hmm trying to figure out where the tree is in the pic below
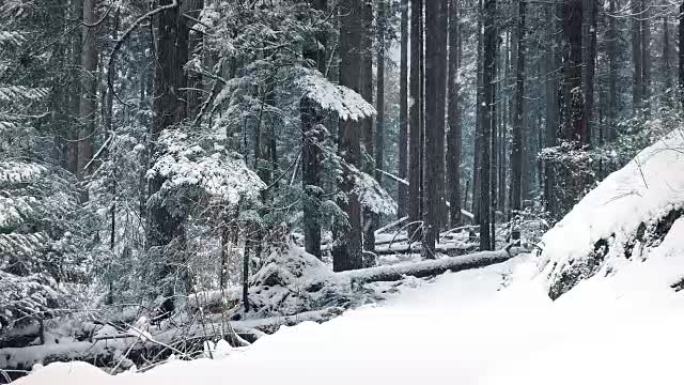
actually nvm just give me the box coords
[510,0,526,217]
[397,0,409,219]
[147,0,191,310]
[361,0,376,254]
[301,0,328,259]
[632,0,651,117]
[423,0,448,257]
[560,0,586,144]
[76,0,100,178]
[447,0,462,227]
[479,0,497,251]
[333,0,364,272]
[375,0,387,184]
[606,0,618,141]
[582,0,596,139]
[408,0,423,241]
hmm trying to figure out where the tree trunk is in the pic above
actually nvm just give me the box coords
[478,0,496,251]
[473,0,483,222]
[64,0,81,174]
[148,0,190,309]
[333,0,364,272]
[76,0,99,178]
[510,0,526,217]
[663,15,674,108]
[560,0,586,144]
[447,0,462,227]
[582,0,596,141]
[606,0,618,141]
[422,0,448,258]
[640,0,650,118]
[301,0,328,260]
[360,0,376,254]
[408,0,423,242]
[631,0,649,117]
[375,0,386,185]
[398,0,409,220]
[186,0,204,119]
[543,0,561,215]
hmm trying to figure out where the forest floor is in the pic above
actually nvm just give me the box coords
[16,246,684,385]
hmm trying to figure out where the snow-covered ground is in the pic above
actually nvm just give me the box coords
[16,241,684,385]
[15,130,684,385]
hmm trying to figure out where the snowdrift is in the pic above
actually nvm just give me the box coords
[540,128,684,298]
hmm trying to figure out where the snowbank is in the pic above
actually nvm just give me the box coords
[540,128,684,298]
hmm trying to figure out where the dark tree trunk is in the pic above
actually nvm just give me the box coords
[582,0,596,140]
[64,0,81,174]
[186,0,204,119]
[472,0,483,222]
[560,0,586,144]
[479,0,496,251]
[408,0,423,241]
[148,0,190,308]
[375,0,386,184]
[447,0,462,227]
[301,96,324,259]
[301,0,327,260]
[548,0,589,220]
[631,0,650,117]
[640,0,650,117]
[663,15,674,108]
[543,0,562,215]
[606,0,618,141]
[422,0,448,258]
[497,37,507,216]
[632,0,642,114]
[510,0,526,217]
[333,0,364,272]
[398,0,409,219]
[360,0,376,254]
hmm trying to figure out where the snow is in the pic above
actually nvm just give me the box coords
[540,128,684,295]
[353,169,397,216]
[13,130,684,384]
[16,240,684,384]
[297,68,376,121]
[148,130,265,206]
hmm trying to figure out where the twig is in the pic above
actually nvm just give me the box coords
[375,168,409,186]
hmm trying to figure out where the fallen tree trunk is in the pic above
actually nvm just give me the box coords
[0,307,345,376]
[341,246,520,283]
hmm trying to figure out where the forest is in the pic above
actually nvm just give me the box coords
[2,0,684,383]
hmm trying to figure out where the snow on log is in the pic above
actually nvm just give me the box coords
[340,246,521,283]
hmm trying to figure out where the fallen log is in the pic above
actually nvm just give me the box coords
[340,245,521,283]
[0,307,345,377]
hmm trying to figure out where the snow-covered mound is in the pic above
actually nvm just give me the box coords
[246,245,350,317]
[540,128,684,298]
